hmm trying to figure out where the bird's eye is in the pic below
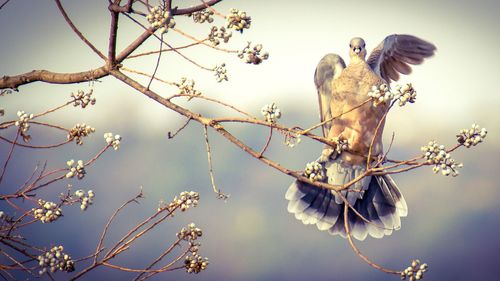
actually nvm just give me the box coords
[349,44,352,48]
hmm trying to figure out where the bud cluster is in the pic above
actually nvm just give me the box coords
[189,9,214,23]
[332,135,349,154]
[283,131,302,148]
[71,89,96,108]
[159,191,200,213]
[74,189,95,211]
[104,132,122,150]
[66,159,86,179]
[304,161,325,182]
[226,8,251,32]
[368,84,392,106]
[32,199,62,223]
[457,124,487,148]
[208,26,232,46]
[237,42,269,65]
[67,123,95,145]
[184,251,209,274]
[400,259,428,280]
[37,246,75,275]
[421,141,462,176]
[394,83,417,106]
[261,102,281,123]
[15,110,33,142]
[178,77,201,98]
[146,6,176,34]
[213,63,228,82]
[177,223,203,241]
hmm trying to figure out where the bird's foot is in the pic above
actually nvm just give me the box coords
[317,147,336,163]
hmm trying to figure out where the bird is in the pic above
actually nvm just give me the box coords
[286,34,436,241]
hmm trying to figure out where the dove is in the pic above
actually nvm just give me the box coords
[286,35,436,240]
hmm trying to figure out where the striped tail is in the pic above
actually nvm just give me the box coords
[285,159,407,241]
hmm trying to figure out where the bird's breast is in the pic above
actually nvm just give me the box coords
[329,62,387,164]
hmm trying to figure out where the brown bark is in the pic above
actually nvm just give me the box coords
[0,67,109,90]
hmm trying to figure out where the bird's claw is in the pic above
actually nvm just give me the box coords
[317,147,337,163]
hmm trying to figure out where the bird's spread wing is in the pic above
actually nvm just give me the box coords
[314,54,346,137]
[367,34,436,84]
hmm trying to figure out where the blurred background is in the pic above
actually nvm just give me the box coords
[1,0,499,280]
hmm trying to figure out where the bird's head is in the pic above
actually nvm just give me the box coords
[349,37,366,61]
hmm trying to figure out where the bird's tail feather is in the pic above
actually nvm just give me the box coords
[286,159,407,241]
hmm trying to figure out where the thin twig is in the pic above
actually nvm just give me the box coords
[33,101,73,119]
[0,0,12,11]
[73,250,104,263]
[0,239,37,260]
[133,238,183,281]
[367,102,393,168]
[110,69,359,193]
[146,33,164,89]
[0,269,16,281]
[168,94,256,119]
[28,144,110,193]
[0,250,34,277]
[126,40,209,59]
[300,99,371,135]
[103,204,180,261]
[0,135,71,149]
[200,0,225,18]
[15,162,42,195]
[167,118,191,139]
[108,211,175,259]
[94,188,144,263]
[122,13,213,71]
[172,27,238,53]
[174,0,223,15]
[0,129,19,184]
[203,125,228,199]
[343,204,400,275]
[121,67,176,86]
[103,244,188,273]
[53,0,106,60]
[258,125,273,157]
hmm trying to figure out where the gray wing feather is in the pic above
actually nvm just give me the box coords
[314,54,346,137]
[367,34,436,84]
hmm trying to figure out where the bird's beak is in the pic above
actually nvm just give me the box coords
[354,48,361,54]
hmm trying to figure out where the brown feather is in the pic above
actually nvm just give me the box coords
[368,34,436,83]
[314,54,346,137]
[382,61,399,82]
[392,60,412,75]
[366,48,382,67]
[394,49,423,64]
[380,65,386,82]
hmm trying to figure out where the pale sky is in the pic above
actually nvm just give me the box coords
[1,0,499,145]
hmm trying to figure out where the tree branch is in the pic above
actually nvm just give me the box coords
[109,69,356,193]
[116,28,155,63]
[343,204,400,275]
[107,1,121,66]
[173,0,223,15]
[0,67,109,90]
